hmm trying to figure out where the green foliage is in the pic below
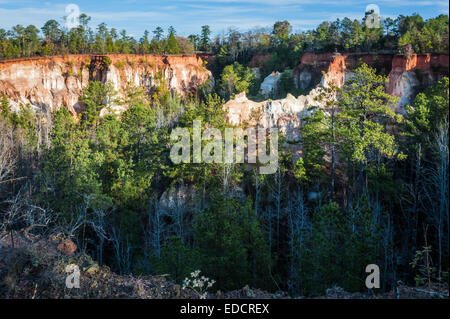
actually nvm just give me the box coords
[156,236,199,283]
[0,96,38,152]
[194,196,272,291]
[338,64,404,165]
[166,31,180,54]
[404,77,449,141]
[39,107,111,220]
[167,93,228,190]
[276,70,296,98]
[299,109,327,184]
[410,245,435,286]
[0,94,11,123]
[0,20,199,59]
[103,56,112,66]
[366,164,397,202]
[398,14,449,53]
[200,25,211,52]
[402,77,449,195]
[299,199,380,295]
[299,202,346,295]
[0,13,448,60]
[293,158,307,181]
[80,81,116,127]
[218,62,257,99]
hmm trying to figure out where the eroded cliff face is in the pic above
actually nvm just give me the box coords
[386,54,449,109]
[0,54,212,115]
[224,91,320,138]
[223,90,323,158]
[295,52,394,90]
[294,52,449,112]
[260,71,281,96]
[224,52,448,151]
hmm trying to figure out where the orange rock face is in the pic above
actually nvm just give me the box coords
[0,54,212,115]
[386,54,448,110]
[295,52,394,89]
[225,52,448,147]
[294,53,351,90]
[294,52,448,111]
[322,55,347,87]
[57,239,77,255]
[390,54,431,71]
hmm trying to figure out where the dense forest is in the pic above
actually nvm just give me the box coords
[0,12,449,297]
[0,12,448,61]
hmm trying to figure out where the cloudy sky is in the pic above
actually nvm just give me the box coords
[0,0,448,38]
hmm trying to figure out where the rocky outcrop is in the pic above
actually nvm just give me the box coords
[57,239,77,255]
[260,71,281,96]
[225,52,448,151]
[225,92,263,127]
[223,89,326,159]
[0,231,285,299]
[294,52,394,90]
[0,54,212,115]
[386,54,449,112]
[159,184,195,211]
[293,52,449,111]
[227,53,398,133]
[224,90,321,140]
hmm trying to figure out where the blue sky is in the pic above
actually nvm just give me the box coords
[0,0,448,38]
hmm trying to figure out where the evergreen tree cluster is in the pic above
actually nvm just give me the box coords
[0,13,448,297]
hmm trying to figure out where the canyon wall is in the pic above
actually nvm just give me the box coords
[294,52,449,112]
[0,54,212,115]
[223,89,326,159]
[386,54,449,107]
[294,52,394,90]
[1,52,447,131]
[224,53,448,158]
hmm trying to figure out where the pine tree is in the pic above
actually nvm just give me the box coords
[338,63,404,195]
[166,31,180,54]
[194,196,272,291]
[0,94,11,123]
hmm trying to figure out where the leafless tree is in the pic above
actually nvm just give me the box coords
[110,224,133,274]
[268,165,284,248]
[143,197,173,262]
[87,207,110,265]
[286,187,310,294]
[0,184,51,247]
[0,120,17,187]
[422,121,449,279]
[253,168,265,217]
[220,163,235,195]
[58,195,111,265]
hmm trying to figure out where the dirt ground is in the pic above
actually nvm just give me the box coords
[0,231,448,299]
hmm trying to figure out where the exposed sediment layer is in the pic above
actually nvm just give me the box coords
[0,54,212,115]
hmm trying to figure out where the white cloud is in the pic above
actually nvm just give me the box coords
[87,10,171,21]
[0,6,67,29]
[0,0,447,37]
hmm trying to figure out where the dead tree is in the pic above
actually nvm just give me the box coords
[0,120,17,189]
